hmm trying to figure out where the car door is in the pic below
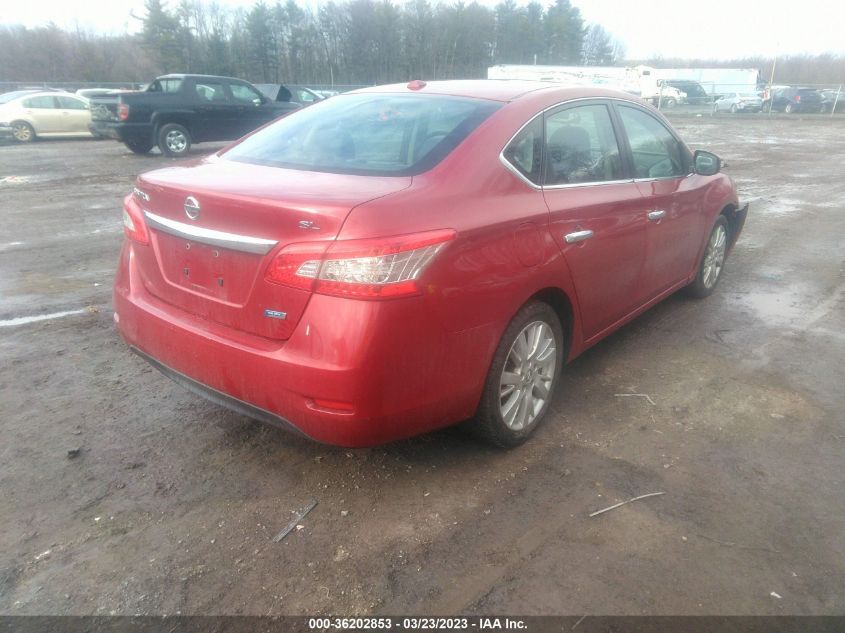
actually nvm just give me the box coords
[55,95,91,134]
[191,79,239,142]
[614,103,704,299]
[541,100,648,341]
[228,81,277,137]
[21,95,63,133]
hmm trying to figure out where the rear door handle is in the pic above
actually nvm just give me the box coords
[564,230,594,244]
[648,210,667,221]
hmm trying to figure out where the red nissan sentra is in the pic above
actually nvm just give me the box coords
[114,80,747,447]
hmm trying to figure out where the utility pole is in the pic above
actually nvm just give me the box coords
[767,47,778,116]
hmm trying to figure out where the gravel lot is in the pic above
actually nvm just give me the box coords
[1,115,843,616]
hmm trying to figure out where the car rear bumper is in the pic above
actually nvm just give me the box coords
[113,241,488,447]
[0,124,13,139]
[89,121,152,144]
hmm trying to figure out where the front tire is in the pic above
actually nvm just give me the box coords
[687,216,729,299]
[11,121,35,143]
[730,104,738,113]
[157,123,191,157]
[472,301,564,447]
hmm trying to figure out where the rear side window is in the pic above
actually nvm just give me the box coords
[23,96,56,109]
[224,94,500,176]
[148,79,183,93]
[502,116,543,185]
[57,96,87,110]
[544,104,622,185]
[617,106,686,179]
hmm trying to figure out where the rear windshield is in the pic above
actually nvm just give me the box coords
[223,93,501,176]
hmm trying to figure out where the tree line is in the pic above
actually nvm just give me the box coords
[0,0,620,85]
[1,0,842,87]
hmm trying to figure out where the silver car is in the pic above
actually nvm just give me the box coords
[713,92,763,113]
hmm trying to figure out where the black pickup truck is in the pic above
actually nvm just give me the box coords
[88,74,300,157]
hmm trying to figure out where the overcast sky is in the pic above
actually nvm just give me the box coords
[3,0,844,59]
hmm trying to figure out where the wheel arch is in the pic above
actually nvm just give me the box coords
[10,118,37,135]
[719,203,743,251]
[523,286,575,362]
[153,114,192,137]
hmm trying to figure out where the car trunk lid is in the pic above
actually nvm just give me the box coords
[133,157,411,340]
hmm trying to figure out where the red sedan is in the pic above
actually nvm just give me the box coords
[114,80,748,447]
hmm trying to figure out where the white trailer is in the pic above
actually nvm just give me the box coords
[487,64,684,104]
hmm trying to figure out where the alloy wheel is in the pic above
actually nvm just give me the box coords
[702,224,727,289]
[12,123,32,142]
[165,130,187,153]
[499,321,556,431]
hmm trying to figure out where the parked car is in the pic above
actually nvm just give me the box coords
[820,89,844,113]
[713,92,763,113]
[88,74,300,157]
[0,91,93,142]
[254,84,324,105]
[287,86,325,105]
[114,81,747,448]
[662,79,710,105]
[762,87,823,113]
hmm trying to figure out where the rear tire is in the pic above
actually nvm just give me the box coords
[157,123,191,157]
[124,139,154,154]
[686,216,729,299]
[730,104,738,113]
[11,121,35,143]
[472,301,564,448]
[785,103,794,114]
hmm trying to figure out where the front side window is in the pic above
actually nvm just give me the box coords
[230,83,264,103]
[617,106,686,179]
[23,96,56,109]
[294,89,318,104]
[224,93,500,176]
[502,116,542,185]
[544,104,623,185]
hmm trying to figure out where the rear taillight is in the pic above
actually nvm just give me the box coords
[118,103,129,120]
[265,229,455,299]
[795,95,801,103]
[122,194,149,245]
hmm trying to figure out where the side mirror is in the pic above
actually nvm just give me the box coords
[252,98,263,106]
[694,150,721,176]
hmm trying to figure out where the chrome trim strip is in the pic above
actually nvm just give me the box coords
[544,178,634,191]
[498,112,543,190]
[143,211,278,255]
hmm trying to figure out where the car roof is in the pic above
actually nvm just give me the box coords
[157,74,247,82]
[350,80,641,104]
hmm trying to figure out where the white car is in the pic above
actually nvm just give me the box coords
[0,90,94,142]
[713,92,763,113]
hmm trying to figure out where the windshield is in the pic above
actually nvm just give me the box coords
[223,93,501,176]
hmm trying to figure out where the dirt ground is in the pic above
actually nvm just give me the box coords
[1,114,843,616]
